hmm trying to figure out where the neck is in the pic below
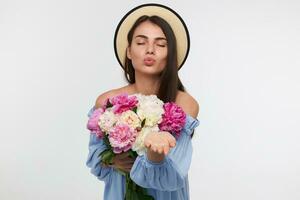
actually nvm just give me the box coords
[131,71,160,95]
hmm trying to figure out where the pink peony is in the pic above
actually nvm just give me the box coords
[87,107,105,139]
[159,102,186,138]
[110,93,138,114]
[108,123,137,153]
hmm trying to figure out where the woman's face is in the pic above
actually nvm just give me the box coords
[127,20,168,76]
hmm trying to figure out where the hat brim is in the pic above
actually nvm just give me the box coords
[114,3,190,70]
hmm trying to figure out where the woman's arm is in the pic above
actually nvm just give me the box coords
[130,120,200,191]
[145,92,199,163]
[130,93,200,191]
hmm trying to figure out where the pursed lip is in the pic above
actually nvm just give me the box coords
[143,57,156,66]
[144,57,156,62]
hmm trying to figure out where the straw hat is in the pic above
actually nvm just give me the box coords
[114,3,190,70]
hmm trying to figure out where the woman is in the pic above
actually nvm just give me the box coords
[86,4,200,200]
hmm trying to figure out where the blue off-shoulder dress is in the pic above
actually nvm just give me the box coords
[86,106,200,200]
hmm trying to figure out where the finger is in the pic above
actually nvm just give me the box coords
[115,158,134,167]
[119,164,132,169]
[119,155,133,161]
[117,167,130,173]
[168,137,176,147]
[121,164,133,171]
[144,139,151,148]
[151,145,157,153]
[164,132,176,142]
[163,145,170,155]
[169,141,176,148]
[120,159,135,164]
[157,146,163,154]
[156,143,165,154]
[123,168,131,173]
[160,132,175,147]
[117,152,130,159]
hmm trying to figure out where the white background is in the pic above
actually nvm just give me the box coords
[1,0,299,199]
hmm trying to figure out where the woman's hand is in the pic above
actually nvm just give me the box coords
[103,152,135,173]
[144,131,176,156]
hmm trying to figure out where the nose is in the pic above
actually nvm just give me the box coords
[146,43,155,54]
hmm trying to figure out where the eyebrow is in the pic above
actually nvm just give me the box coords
[134,35,167,41]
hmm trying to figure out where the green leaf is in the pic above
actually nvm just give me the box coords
[132,192,139,200]
[141,118,146,128]
[99,149,114,165]
[142,195,155,200]
[106,100,113,108]
[124,174,154,200]
[103,134,110,146]
[128,150,138,158]
[132,107,137,113]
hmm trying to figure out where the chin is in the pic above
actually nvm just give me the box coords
[136,68,162,76]
[133,63,164,74]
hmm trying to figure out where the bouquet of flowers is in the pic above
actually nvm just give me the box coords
[87,93,186,200]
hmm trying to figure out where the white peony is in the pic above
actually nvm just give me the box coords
[135,93,164,127]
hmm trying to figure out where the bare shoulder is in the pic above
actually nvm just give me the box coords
[94,86,130,109]
[175,91,200,119]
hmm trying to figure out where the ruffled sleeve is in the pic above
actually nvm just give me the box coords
[86,107,113,182]
[130,115,200,191]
